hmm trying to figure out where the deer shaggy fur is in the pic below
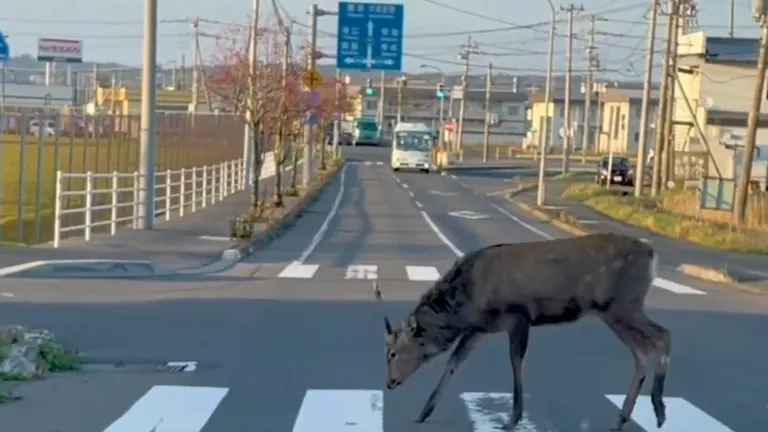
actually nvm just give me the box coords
[379,233,671,431]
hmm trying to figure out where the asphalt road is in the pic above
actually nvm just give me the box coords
[0,146,766,431]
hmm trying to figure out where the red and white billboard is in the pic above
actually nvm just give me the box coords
[37,38,83,63]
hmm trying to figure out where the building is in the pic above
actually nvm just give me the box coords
[527,86,658,154]
[0,82,75,108]
[675,30,768,183]
[94,86,211,114]
[345,80,528,144]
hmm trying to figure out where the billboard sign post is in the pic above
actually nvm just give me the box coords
[37,38,83,63]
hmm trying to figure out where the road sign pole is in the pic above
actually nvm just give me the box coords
[303,4,318,189]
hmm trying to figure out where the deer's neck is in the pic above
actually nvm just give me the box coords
[412,301,465,351]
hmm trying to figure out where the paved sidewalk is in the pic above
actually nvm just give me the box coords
[513,181,767,277]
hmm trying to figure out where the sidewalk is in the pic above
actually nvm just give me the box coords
[512,181,767,278]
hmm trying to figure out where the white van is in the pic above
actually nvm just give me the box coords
[390,122,434,173]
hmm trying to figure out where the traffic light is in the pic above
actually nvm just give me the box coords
[436,83,445,99]
[365,78,374,96]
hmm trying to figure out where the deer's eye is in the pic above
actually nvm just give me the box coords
[388,351,397,360]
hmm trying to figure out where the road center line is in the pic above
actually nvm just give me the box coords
[297,164,347,263]
[490,203,554,240]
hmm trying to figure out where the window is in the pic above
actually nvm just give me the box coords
[507,105,520,117]
[607,106,615,136]
[365,100,377,111]
[558,106,564,117]
[634,132,639,143]
[613,109,621,140]
[634,106,642,117]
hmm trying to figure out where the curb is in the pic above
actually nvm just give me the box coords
[677,263,767,294]
[513,199,593,236]
[221,162,345,261]
[506,184,537,199]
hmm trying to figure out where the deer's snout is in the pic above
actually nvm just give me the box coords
[387,379,401,390]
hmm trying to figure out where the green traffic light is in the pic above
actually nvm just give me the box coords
[436,91,444,99]
[366,88,374,95]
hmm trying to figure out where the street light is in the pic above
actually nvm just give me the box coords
[537,0,557,207]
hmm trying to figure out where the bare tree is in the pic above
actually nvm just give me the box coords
[205,23,285,215]
[376,233,671,431]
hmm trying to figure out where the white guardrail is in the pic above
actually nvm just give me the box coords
[53,152,276,248]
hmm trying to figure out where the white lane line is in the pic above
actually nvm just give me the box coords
[408,191,414,197]
[406,266,441,281]
[278,262,320,279]
[461,392,540,432]
[605,395,734,431]
[654,277,706,295]
[103,385,228,432]
[376,161,383,166]
[490,203,553,240]
[345,264,378,280]
[365,161,372,165]
[198,235,231,241]
[292,390,383,432]
[420,211,464,257]
[402,183,409,189]
[0,259,155,277]
[297,164,348,263]
[415,201,423,208]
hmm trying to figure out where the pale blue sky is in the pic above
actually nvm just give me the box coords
[0,0,760,78]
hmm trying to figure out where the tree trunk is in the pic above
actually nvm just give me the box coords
[290,131,300,189]
[273,128,284,207]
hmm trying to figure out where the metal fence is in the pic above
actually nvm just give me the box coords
[54,158,246,248]
[0,106,244,245]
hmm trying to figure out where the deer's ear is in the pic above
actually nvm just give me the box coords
[384,317,393,335]
[406,316,418,333]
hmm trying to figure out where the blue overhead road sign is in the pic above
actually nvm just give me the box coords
[0,29,10,61]
[336,2,404,71]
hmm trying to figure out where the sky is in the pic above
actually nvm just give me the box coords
[0,0,761,80]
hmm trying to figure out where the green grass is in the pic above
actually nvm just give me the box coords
[0,134,238,245]
[562,182,768,254]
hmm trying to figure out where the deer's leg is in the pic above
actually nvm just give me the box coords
[503,319,530,431]
[602,316,654,431]
[644,317,671,428]
[415,330,482,423]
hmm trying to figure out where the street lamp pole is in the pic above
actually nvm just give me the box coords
[537,0,556,207]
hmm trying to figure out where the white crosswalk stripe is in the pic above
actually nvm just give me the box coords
[347,161,385,166]
[102,387,738,431]
[275,263,442,281]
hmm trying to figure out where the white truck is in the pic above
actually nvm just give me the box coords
[390,122,434,173]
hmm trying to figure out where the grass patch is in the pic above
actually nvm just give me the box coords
[562,183,768,254]
[38,342,80,372]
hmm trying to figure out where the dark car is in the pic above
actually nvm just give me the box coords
[595,156,634,186]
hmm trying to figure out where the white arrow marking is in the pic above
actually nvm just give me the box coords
[448,211,489,220]
[367,20,374,38]
[366,20,374,68]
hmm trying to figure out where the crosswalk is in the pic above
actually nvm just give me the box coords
[347,160,386,166]
[102,385,739,431]
[265,261,709,294]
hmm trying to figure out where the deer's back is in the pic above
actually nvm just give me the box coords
[450,234,655,329]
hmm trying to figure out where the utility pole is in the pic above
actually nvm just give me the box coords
[303,4,318,188]
[561,4,583,174]
[729,0,736,38]
[396,76,406,122]
[537,0,557,207]
[651,0,678,197]
[582,14,598,163]
[191,17,200,114]
[662,2,682,186]
[333,68,341,157]
[734,12,768,225]
[276,23,291,204]
[482,62,493,162]
[243,0,260,192]
[634,0,660,197]
[456,36,478,158]
[137,0,158,229]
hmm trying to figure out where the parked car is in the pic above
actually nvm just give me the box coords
[595,155,634,186]
[323,123,353,146]
[28,119,57,137]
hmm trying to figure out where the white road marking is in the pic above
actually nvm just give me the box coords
[415,201,423,208]
[605,395,734,431]
[198,235,231,241]
[103,385,228,432]
[420,211,464,257]
[486,188,522,196]
[376,161,383,166]
[0,292,14,298]
[490,204,553,240]
[345,264,378,280]
[365,161,372,165]
[640,237,650,243]
[401,183,409,189]
[292,390,383,432]
[430,190,457,196]
[297,164,347,263]
[406,265,441,281]
[164,361,197,372]
[461,392,539,432]
[408,191,414,197]
[654,277,706,295]
[278,262,320,279]
[578,220,600,224]
[448,210,489,220]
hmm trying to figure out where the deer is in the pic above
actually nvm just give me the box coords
[376,232,671,431]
